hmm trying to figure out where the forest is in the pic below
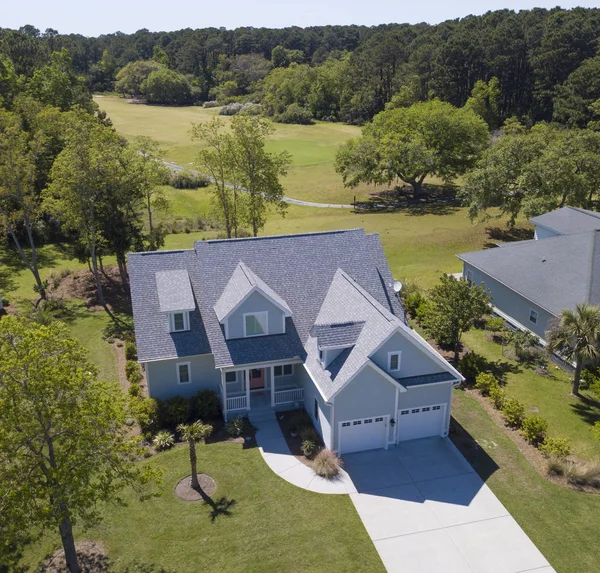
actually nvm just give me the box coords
[2,7,600,125]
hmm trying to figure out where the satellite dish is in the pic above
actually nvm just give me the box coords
[393,280,403,293]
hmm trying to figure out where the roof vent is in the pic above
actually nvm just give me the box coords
[541,258,546,262]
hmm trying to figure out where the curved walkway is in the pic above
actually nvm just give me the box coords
[161,159,355,209]
[254,415,356,494]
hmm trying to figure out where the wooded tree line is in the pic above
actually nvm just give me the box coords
[3,8,600,123]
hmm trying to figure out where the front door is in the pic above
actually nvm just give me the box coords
[249,368,265,390]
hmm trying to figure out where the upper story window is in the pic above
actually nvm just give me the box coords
[529,309,538,325]
[177,362,191,384]
[170,311,190,333]
[388,351,401,373]
[466,269,473,287]
[274,364,294,377]
[244,311,268,337]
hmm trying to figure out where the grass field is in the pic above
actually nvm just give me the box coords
[94,95,377,204]
[21,443,384,573]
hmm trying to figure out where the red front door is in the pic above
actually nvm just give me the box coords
[249,368,265,389]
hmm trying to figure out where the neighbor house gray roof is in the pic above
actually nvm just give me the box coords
[129,229,404,366]
[530,207,600,236]
[155,270,195,312]
[457,229,600,317]
[313,322,365,349]
[214,261,292,321]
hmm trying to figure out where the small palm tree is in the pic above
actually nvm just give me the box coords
[177,420,213,490]
[546,303,600,395]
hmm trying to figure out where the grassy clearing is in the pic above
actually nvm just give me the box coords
[462,328,600,460]
[94,95,376,203]
[21,443,384,573]
[452,390,600,573]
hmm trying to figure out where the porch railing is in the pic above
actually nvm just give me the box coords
[227,394,248,411]
[274,388,304,406]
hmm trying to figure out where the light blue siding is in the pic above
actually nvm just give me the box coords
[371,331,445,378]
[398,382,454,438]
[534,225,560,240]
[298,366,333,449]
[463,262,555,340]
[145,354,221,399]
[225,291,285,339]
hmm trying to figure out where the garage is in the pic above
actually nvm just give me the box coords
[339,416,387,454]
[396,404,446,442]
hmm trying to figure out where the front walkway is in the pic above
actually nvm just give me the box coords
[254,417,555,573]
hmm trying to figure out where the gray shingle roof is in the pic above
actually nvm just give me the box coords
[530,206,600,236]
[457,230,600,316]
[214,261,292,321]
[155,270,195,312]
[396,372,457,388]
[314,322,364,349]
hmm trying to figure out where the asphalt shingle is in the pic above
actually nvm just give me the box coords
[155,270,195,312]
[530,206,600,236]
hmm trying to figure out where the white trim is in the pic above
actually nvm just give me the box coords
[138,352,213,364]
[217,285,292,323]
[337,415,390,454]
[302,363,331,403]
[282,313,286,333]
[388,351,401,372]
[274,364,294,377]
[169,311,190,333]
[393,387,399,444]
[243,311,269,337]
[221,357,303,372]
[529,308,538,325]
[224,371,238,383]
[224,318,229,339]
[396,403,447,442]
[176,361,191,384]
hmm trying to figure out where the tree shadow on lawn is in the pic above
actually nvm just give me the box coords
[569,394,600,427]
[486,226,534,243]
[195,488,237,522]
[449,416,500,483]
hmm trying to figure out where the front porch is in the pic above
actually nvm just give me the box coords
[219,363,304,420]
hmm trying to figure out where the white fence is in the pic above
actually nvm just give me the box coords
[227,394,248,411]
[274,388,304,406]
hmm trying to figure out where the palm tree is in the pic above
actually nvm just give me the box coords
[546,303,600,395]
[177,420,213,490]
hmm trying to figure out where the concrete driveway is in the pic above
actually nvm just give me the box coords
[344,438,555,573]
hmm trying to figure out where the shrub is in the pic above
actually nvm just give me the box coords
[404,291,426,317]
[125,360,143,384]
[486,316,505,332]
[157,396,190,429]
[219,102,244,116]
[521,415,548,444]
[313,449,343,479]
[508,329,539,364]
[130,396,158,434]
[226,416,251,437]
[539,436,571,458]
[489,386,507,410]
[301,439,318,457]
[153,431,175,451]
[457,352,487,383]
[169,170,210,189]
[475,372,499,396]
[566,461,600,487]
[502,398,526,428]
[203,100,219,108]
[580,368,599,391]
[274,103,314,125]
[128,384,141,397]
[299,425,320,444]
[125,341,138,361]
[192,389,221,420]
[1,297,9,307]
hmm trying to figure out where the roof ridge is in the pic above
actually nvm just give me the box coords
[570,206,600,220]
[197,228,365,246]
[237,261,256,287]
[337,269,396,323]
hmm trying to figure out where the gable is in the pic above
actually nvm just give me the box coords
[224,290,286,339]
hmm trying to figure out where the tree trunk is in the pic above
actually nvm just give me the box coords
[58,507,80,573]
[7,226,46,300]
[89,246,106,308]
[572,359,582,396]
[454,343,460,366]
[117,253,129,289]
[147,193,153,232]
[189,441,199,489]
[24,216,46,300]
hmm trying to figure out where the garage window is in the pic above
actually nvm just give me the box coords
[353,420,362,426]
[400,410,409,415]
[341,422,350,427]
[364,419,373,424]
[422,407,430,412]
[375,417,384,422]
[433,405,441,411]
[411,408,420,413]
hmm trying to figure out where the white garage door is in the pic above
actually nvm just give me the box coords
[339,416,387,454]
[396,404,446,442]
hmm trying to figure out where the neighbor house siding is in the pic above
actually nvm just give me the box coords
[225,291,285,339]
[145,354,221,399]
[397,382,454,439]
[298,366,333,449]
[534,225,560,240]
[371,331,445,378]
[462,262,555,340]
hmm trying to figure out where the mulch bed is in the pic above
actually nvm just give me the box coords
[175,473,217,501]
[40,541,108,573]
[276,409,323,469]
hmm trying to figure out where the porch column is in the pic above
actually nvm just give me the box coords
[221,370,228,422]
[245,369,251,411]
[271,365,276,407]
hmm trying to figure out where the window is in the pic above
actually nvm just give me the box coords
[400,410,409,415]
[529,309,538,325]
[364,419,373,424]
[319,349,324,363]
[244,311,268,337]
[170,311,189,332]
[433,405,441,411]
[466,269,473,287]
[375,417,384,422]
[177,362,191,384]
[225,371,237,383]
[274,364,294,377]
[342,422,351,427]
[388,351,401,372]
[353,420,362,426]
[314,398,319,420]
[411,408,420,414]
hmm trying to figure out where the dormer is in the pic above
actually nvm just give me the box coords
[313,322,364,368]
[156,270,196,333]
[214,262,292,340]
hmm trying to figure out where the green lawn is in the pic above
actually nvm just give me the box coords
[21,443,384,573]
[452,389,600,573]
[462,328,600,460]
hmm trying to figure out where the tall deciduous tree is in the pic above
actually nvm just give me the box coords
[178,421,213,490]
[0,316,158,573]
[335,100,489,197]
[419,275,491,363]
[546,303,600,395]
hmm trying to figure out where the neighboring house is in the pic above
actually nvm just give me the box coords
[457,206,600,342]
[129,229,463,455]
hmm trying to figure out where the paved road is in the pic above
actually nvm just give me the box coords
[162,159,355,209]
